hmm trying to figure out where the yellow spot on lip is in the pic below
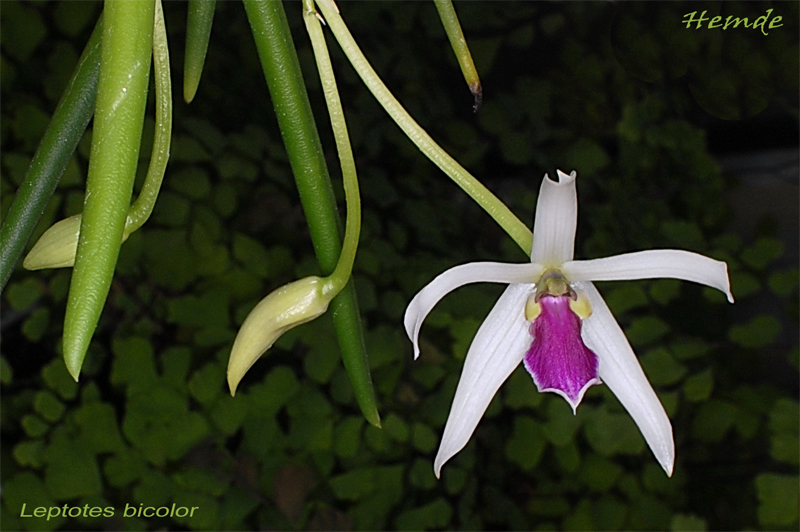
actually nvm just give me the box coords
[569,294,592,319]
[525,293,541,321]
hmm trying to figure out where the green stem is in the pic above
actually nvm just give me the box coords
[64,0,155,381]
[433,0,482,110]
[243,0,380,427]
[315,0,532,254]
[0,15,103,292]
[21,1,171,272]
[127,0,172,233]
[184,0,216,103]
[303,1,360,298]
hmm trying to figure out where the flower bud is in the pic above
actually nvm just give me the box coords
[23,214,133,270]
[227,276,330,395]
[23,215,83,270]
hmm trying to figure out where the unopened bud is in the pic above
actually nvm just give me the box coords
[23,214,132,270]
[24,215,83,270]
[227,276,330,395]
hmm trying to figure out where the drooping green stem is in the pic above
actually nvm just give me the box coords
[63,0,155,381]
[243,0,380,427]
[433,0,482,111]
[303,1,360,298]
[127,0,172,232]
[0,15,103,292]
[315,0,532,255]
[184,0,215,103]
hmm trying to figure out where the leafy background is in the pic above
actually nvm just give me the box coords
[1,1,798,530]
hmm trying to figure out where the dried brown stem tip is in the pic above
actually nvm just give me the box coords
[470,81,483,113]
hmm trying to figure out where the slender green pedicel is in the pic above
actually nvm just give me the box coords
[433,0,483,111]
[315,0,532,255]
[303,0,360,298]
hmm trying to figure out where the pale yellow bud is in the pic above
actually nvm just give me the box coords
[23,215,83,270]
[23,214,132,270]
[227,276,330,396]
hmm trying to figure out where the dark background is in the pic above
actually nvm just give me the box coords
[1,1,798,530]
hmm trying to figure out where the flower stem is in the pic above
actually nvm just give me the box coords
[243,0,380,427]
[126,0,172,234]
[63,0,155,381]
[303,1,360,299]
[432,0,482,111]
[314,0,532,255]
[0,15,103,292]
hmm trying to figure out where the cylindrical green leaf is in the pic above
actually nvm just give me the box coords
[63,0,155,380]
[183,0,215,103]
[0,15,103,292]
[243,0,380,427]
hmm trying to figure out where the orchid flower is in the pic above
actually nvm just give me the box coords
[405,170,733,478]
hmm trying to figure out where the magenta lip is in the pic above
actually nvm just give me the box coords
[523,294,601,411]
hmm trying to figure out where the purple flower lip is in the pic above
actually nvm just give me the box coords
[524,294,601,412]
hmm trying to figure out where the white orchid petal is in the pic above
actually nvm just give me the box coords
[562,249,733,303]
[434,283,533,477]
[577,281,675,476]
[404,262,544,359]
[531,169,578,266]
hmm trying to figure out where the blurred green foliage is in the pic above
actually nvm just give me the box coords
[2,1,798,531]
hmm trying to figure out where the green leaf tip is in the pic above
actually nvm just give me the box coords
[184,0,216,103]
[63,0,157,381]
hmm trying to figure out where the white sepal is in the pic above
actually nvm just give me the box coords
[577,281,675,476]
[404,262,543,359]
[434,283,533,477]
[562,249,733,303]
[531,170,578,266]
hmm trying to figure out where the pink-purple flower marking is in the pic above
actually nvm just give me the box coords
[524,294,600,411]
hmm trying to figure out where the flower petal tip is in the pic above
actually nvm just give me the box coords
[721,264,735,304]
[555,169,577,183]
[404,318,422,360]
[433,455,448,479]
[660,452,675,477]
[535,377,601,414]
